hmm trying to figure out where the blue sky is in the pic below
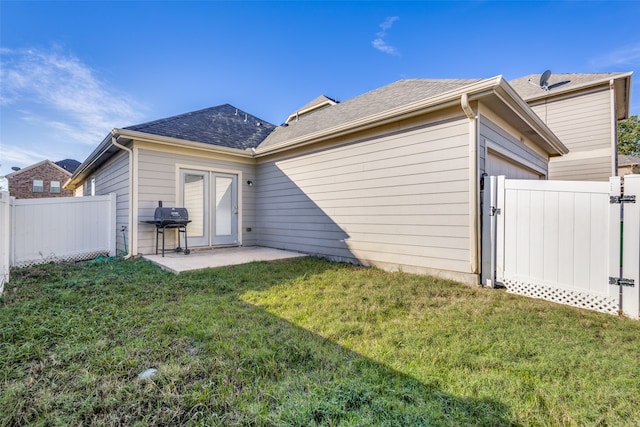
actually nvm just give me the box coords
[1,1,639,177]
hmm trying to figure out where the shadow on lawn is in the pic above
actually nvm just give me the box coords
[169,258,517,426]
[1,258,516,426]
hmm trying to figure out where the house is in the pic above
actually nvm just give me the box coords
[618,154,640,177]
[509,72,633,181]
[7,160,76,199]
[67,76,575,285]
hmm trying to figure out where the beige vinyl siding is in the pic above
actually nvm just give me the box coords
[529,88,613,180]
[549,156,612,182]
[256,117,474,281]
[479,116,548,178]
[135,146,256,254]
[90,151,130,255]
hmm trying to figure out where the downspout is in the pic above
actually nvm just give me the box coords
[610,79,618,176]
[111,131,134,259]
[461,94,480,278]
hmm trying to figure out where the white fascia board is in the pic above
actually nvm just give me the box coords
[285,99,338,124]
[494,78,569,156]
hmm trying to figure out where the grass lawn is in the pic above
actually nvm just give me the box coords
[1,257,639,426]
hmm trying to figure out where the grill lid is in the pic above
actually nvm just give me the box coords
[154,207,189,224]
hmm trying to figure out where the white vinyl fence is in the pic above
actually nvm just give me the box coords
[483,175,640,318]
[1,194,116,275]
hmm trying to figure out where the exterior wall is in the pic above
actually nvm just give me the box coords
[549,156,611,182]
[7,163,73,199]
[619,164,640,177]
[478,116,549,179]
[529,87,613,181]
[87,151,130,255]
[256,114,476,283]
[134,143,256,255]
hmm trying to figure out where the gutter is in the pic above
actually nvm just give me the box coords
[65,135,113,190]
[461,94,480,276]
[110,131,134,259]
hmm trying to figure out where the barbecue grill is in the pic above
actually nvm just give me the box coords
[145,202,191,257]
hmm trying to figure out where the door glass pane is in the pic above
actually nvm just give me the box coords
[215,177,232,236]
[183,174,204,237]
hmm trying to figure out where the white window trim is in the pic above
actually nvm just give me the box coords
[33,179,43,193]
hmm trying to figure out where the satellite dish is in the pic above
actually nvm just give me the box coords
[540,70,551,90]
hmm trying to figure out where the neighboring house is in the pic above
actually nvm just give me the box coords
[67,76,570,285]
[618,154,640,177]
[509,72,633,181]
[7,160,75,199]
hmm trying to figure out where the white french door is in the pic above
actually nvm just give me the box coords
[180,170,239,247]
[212,173,238,245]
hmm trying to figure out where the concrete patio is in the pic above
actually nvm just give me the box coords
[142,246,307,273]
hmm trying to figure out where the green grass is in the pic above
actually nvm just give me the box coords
[1,257,639,426]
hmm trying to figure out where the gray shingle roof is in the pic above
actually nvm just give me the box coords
[618,154,640,166]
[55,159,81,173]
[125,104,275,150]
[509,72,630,101]
[260,78,484,149]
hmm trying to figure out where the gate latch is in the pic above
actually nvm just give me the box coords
[609,277,635,287]
[610,195,636,204]
[490,206,501,216]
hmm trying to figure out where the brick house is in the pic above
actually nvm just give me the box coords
[7,160,75,199]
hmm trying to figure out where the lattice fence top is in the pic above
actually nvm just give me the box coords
[12,250,109,268]
[503,279,619,316]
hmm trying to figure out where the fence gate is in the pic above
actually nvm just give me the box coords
[482,175,640,319]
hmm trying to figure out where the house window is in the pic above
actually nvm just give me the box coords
[33,179,43,193]
[50,181,61,193]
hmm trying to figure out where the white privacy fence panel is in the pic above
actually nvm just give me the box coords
[0,191,10,294]
[10,194,116,268]
[484,176,627,316]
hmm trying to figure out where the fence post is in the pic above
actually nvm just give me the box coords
[481,176,499,287]
[494,176,506,286]
[618,175,640,319]
[0,191,11,293]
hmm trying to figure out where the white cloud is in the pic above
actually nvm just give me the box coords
[589,43,640,67]
[1,144,62,167]
[0,47,145,145]
[379,16,399,32]
[372,16,400,56]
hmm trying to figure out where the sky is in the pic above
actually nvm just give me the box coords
[1,1,640,177]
